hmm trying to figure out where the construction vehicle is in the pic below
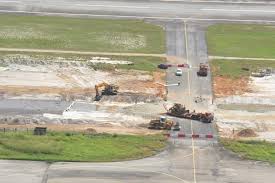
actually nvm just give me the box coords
[171,121,181,131]
[166,103,214,123]
[94,82,119,101]
[197,63,208,77]
[148,116,174,130]
[251,68,272,77]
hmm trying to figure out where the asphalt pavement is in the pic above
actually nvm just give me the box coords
[0,99,70,115]
[2,0,275,22]
[2,143,275,183]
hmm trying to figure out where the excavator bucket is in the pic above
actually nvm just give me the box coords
[94,82,119,101]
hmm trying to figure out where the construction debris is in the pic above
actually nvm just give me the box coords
[194,96,206,103]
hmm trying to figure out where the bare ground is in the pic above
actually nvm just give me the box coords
[214,75,275,141]
[213,76,251,97]
[0,56,166,134]
[0,62,165,100]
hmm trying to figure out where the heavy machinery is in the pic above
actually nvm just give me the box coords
[251,68,272,77]
[197,63,208,77]
[94,82,119,101]
[166,103,214,123]
[172,121,181,131]
[148,116,174,130]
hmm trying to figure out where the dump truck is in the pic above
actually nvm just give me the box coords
[94,82,119,101]
[197,63,208,77]
[148,116,174,130]
[166,103,214,123]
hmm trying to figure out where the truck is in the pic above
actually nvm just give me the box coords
[197,63,208,77]
[166,103,214,123]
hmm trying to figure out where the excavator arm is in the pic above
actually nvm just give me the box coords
[94,82,119,101]
[95,82,108,97]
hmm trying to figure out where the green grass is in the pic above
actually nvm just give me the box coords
[221,139,275,163]
[210,59,275,79]
[0,15,165,53]
[0,132,166,162]
[0,52,166,72]
[207,24,275,58]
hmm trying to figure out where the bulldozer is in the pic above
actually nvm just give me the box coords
[148,116,174,130]
[197,63,208,77]
[166,103,214,123]
[94,82,119,101]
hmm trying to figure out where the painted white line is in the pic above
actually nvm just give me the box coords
[75,4,150,9]
[161,0,275,4]
[191,120,197,183]
[209,56,275,61]
[184,22,189,65]
[185,22,192,105]
[0,1,20,3]
[1,10,275,23]
[184,21,197,183]
[51,165,191,183]
[202,8,275,13]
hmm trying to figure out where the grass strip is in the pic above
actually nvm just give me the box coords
[221,139,275,163]
[0,132,166,162]
[210,59,275,79]
[0,52,166,72]
[207,24,275,58]
[0,15,165,53]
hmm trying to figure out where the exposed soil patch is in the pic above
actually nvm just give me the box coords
[0,62,165,100]
[118,71,165,98]
[213,76,251,97]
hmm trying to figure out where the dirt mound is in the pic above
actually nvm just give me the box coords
[236,129,258,137]
[84,128,97,134]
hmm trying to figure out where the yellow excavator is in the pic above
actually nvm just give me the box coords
[94,82,119,101]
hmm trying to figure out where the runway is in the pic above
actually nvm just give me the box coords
[1,0,275,23]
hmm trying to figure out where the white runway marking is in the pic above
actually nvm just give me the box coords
[202,8,275,13]
[161,0,275,4]
[75,4,150,9]
[50,165,191,183]
[1,1,20,3]
[1,10,275,23]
